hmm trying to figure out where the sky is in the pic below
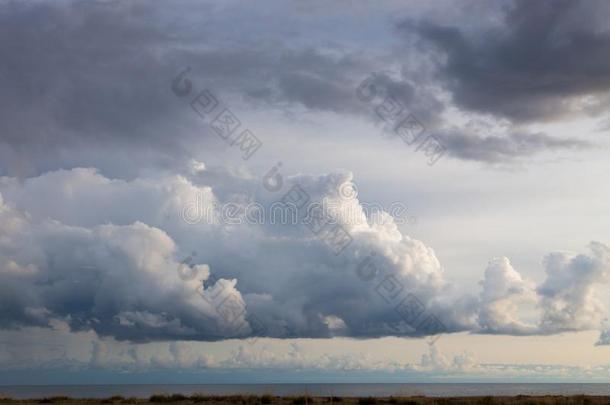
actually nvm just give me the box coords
[1,0,610,384]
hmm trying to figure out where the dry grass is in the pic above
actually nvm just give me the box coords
[0,395,604,405]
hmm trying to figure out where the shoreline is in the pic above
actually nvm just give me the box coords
[0,394,608,404]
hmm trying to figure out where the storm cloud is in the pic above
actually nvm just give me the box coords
[406,0,610,123]
[0,0,598,176]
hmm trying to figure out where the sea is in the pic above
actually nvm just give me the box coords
[2,384,610,399]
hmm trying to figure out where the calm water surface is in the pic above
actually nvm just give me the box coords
[2,384,610,399]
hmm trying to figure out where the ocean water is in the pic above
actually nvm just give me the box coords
[2,384,610,399]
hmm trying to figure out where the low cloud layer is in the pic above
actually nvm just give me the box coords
[3,329,610,383]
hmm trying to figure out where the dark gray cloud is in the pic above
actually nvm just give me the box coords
[0,0,192,177]
[433,130,590,163]
[0,0,596,173]
[404,0,610,123]
[0,0,380,176]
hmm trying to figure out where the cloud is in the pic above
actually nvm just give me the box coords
[433,130,591,163]
[0,166,609,342]
[3,325,610,381]
[1,163,610,344]
[0,1,197,177]
[418,344,479,373]
[0,166,474,341]
[538,242,610,333]
[405,0,610,123]
[0,0,410,176]
[475,243,610,336]
[477,257,537,334]
[0,0,588,177]
[595,329,610,346]
[0,214,247,341]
